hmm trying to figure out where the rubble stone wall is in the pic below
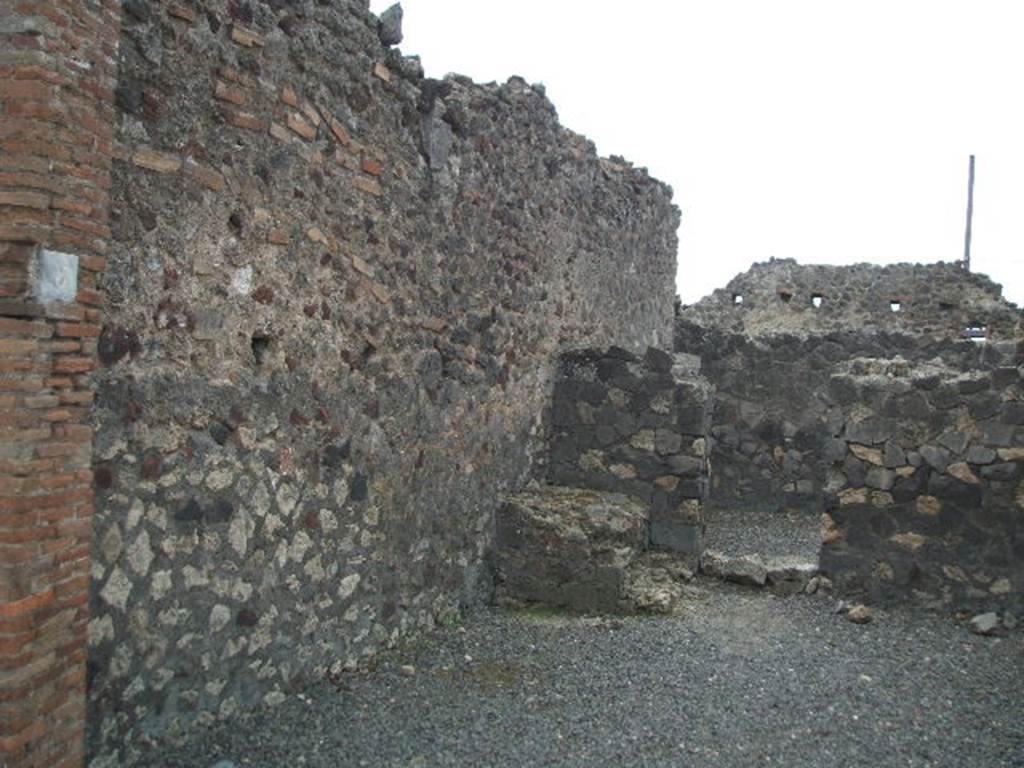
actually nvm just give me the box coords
[821,358,1024,612]
[676,261,1022,517]
[680,258,1021,341]
[85,1,677,763]
[544,347,711,558]
[676,321,1019,515]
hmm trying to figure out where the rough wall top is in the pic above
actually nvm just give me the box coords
[88,1,679,761]
[111,0,679,354]
[679,258,1021,341]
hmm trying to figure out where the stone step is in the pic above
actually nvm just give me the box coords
[623,551,696,614]
[700,505,823,593]
[494,485,694,614]
[700,549,819,594]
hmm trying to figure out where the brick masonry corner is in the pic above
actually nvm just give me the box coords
[0,2,121,766]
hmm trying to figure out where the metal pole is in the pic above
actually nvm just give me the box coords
[963,154,975,271]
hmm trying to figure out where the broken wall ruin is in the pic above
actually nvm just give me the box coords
[823,358,1023,613]
[492,346,713,616]
[84,0,678,764]
[677,258,1023,609]
[543,347,711,559]
[682,258,1021,340]
[677,259,1022,517]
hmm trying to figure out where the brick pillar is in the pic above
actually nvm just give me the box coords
[0,2,121,766]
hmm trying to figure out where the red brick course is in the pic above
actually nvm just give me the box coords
[0,1,120,766]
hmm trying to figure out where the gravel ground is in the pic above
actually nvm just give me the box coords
[147,580,1023,768]
[705,505,822,562]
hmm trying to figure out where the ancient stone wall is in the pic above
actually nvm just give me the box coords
[821,358,1023,612]
[677,321,1019,515]
[0,2,121,766]
[544,347,711,559]
[677,261,1022,517]
[681,258,1021,341]
[85,1,678,763]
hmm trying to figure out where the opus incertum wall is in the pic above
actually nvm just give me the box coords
[75,1,680,764]
[544,347,712,561]
[676,259,1023,518]
[821,358,1023,613]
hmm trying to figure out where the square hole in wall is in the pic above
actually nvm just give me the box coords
[811,294,824,308]
[890,300,902,312]
[963,324,987,342]
[778,290,792,303]
[732,293,744,305]
[251,332,271,364]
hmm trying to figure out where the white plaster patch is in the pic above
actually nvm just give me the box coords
[35,248,78,303]
[230,265,253,294]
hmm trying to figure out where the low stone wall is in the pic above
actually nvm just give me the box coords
[494,486,648,613]
[676,318,1020,516]
[676,260,1022,520]
[820,358,1024,612]
[544,347,712,560]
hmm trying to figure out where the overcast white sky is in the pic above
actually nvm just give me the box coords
[369,0,1024,306]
